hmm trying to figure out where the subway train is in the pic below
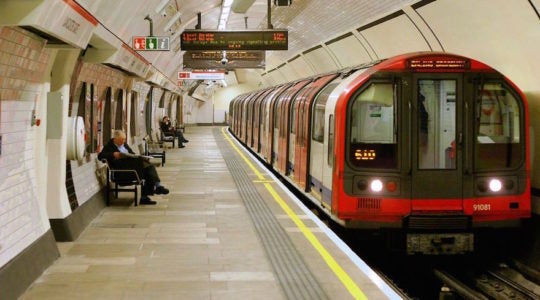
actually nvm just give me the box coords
[229,52,531,254]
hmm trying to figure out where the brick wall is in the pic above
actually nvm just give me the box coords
[0,27,50,267]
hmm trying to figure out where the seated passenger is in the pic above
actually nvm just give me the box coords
[160,116,188,148]
[98,130,169,205]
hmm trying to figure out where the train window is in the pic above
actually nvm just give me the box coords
[475,82,522,169]
[348,82,397,169]
[313,83,339,142]
[328,114,334,166]
[418,80,456,170]
[291,101,297,134]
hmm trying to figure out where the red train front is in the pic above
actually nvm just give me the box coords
[229,52,531,254]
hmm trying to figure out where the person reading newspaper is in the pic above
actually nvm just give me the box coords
[98,130,169,205]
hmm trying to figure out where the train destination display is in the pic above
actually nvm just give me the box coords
[180,30,288,51]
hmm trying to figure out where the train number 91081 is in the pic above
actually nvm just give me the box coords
[473,204,491,211]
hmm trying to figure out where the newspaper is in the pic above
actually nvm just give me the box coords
[119,153,152,161]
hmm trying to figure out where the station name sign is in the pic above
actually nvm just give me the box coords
[180,30,288,51]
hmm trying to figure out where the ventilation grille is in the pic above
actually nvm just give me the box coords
[406,214,471,231]
[357,198,381,210]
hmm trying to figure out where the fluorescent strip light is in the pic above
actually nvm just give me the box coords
[218,0,234,30]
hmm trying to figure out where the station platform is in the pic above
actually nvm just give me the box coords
[21,127,400,300]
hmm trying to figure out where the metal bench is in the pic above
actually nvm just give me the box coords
[159,130,175,148]
[102,159,143,206]
[142,135,166,166]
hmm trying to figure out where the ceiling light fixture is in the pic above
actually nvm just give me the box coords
[218,0,234,30]
[154,0,170,14]
[164,11,182,32]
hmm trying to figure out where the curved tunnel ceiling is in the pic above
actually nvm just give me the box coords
[0,0,537,94]
[74,0,417,85]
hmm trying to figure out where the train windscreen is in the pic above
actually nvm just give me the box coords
[348,81,397,169]
[475,82,523,170]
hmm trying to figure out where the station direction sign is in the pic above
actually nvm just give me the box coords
[132,36,170,51]
[178,71,225,80]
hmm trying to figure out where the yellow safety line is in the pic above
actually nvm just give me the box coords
[222,128,367,300]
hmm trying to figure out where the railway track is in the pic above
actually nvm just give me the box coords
[434,259,540,299]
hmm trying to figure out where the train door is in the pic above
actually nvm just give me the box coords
[294,74,339,190]
[253,95,261,150]
[262,83,294,165]
[410,75,464,207]
[254,89,272,153]
[274,80,310,174]
[246,95,254,146]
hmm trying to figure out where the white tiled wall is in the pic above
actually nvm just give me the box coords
[0,27,49,268]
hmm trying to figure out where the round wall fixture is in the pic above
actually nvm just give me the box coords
[66,116,86,160]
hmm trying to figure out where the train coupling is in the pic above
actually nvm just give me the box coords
[406,233,474,255]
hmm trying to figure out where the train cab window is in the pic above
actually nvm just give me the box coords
[348,82,397,169]
[475,82,522,169]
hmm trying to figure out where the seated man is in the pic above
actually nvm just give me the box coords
[160,116,188,148]
[98,130,169,205]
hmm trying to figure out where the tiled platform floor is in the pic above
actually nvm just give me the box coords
[21,126,395,300]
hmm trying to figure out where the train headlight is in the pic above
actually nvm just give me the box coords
[489,179,502,192]
[370,179,383,192]
[476,176,516,195]
[356,179,368,191]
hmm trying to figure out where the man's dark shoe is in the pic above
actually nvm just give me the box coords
[178,145,185,148]
[140,197,157,205]
[183,140,189,143]
[155,186,169,195]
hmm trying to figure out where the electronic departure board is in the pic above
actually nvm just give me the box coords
[180,30,288,51]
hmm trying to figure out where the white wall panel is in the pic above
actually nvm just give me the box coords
[360,14,430,59]
[267,68,289,85]
[279,63,302,82]
[327,34,373,68]
[303,47,340,74]
[287,57,313,79]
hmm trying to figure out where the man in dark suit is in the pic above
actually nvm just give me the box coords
[160,116,188,148]
[98,130,169,205]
